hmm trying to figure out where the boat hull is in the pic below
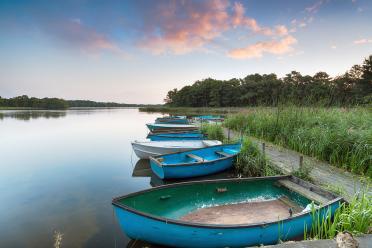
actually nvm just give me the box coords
[132,141,221,159]
[150,156,235,179]
[155,118,189,124]
[146,123,198,132]
[147,132,204,141]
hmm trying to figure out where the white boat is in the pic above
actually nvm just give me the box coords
[131,140,222,159]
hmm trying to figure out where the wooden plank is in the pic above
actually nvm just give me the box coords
[186,154,205,162]
[278,179,329,205]
[215,151,230,157]
[278,196,303,213]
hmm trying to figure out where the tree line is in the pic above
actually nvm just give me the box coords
[164,55,372,107]
[0,96,145,109]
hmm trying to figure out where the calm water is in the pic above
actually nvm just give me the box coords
[0,108,166,247]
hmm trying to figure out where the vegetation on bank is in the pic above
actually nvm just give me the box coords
[164,55,372,107]
[139,106,237,115]
[0,95,152,109]
[305,189,371,240]
[224,107,372,177]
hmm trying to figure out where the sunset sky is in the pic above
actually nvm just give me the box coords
[1,0,371,104]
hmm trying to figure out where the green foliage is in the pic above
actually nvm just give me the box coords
[235,137,279,177]
[291,163,313,182]
[164,55,372,107]
[0,95,68,109]
[225,107,372,178]
[305,189,372,240]
[200,124,225,141]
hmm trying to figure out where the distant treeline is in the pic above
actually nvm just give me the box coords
[164,55,372,107]
[0,96,148,109]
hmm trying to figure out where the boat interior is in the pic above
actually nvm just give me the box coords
[158,144,241,165]
[115,177,338,225]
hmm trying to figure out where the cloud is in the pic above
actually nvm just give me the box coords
[139,0,230,54]
[228,35,297,59]
[331,45,337,49]
[139,0,289,54]
[353,38,372,44]
[306,0,325,14]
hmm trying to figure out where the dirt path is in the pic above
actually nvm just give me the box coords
[224,129,371,201]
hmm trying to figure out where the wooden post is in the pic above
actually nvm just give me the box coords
[262,143,266,156]
[227,128,231,142]
[299,155,303,169]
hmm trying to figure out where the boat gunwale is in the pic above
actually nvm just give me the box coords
[112,176,344,229]
[149,142,240,167]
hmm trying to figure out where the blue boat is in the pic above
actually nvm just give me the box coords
[147,131,205,141]
[150,143,241,179]
[155,117,189,124]
[112,176,343,248]
[195,115,223,121]
[146,123,198,132]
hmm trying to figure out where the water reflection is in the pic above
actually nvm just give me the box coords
[0,110,67,120]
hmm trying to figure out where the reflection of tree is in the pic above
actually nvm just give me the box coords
[0,111,67,121]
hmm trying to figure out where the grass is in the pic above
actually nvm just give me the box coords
[235,137,280,177]
[304,188,372,240]
[200,123,225,141]
[224,106,372,178]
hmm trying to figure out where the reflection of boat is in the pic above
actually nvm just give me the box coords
[150,143,241,179]
[146,123,198,132]
[113,176,343,248]
[155,117,189,124]
[132,160,152,177]
[147,131,204,141]
[131,140,222,159]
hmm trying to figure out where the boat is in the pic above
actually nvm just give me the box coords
[150,143,241,179]
[131,140,222,159]
[155,117,189,124]
[146,123,198,132]
[195,115,224,121]
[112,176,343,248]
[147,131,205,141]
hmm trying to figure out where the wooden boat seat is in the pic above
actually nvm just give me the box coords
[215,151,230,157]
[186,154,205,162]
[277,179,329,205]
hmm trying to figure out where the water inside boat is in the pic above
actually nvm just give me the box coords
[116,178,323,225]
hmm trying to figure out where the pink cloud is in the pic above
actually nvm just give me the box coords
[140,0,289,54]
[227,35,297,59]
[46,19,126,56]
[306,0,325,13]
[353,38,372,44]
[139,0,230,54]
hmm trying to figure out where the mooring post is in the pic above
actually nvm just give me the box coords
[262,142,266,156]
[299,155,303,169]
[227,128,231,142]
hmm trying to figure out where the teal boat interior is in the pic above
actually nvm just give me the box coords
[157,144,241,165]
[113,176,340,226]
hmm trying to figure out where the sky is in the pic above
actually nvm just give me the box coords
[0,0,371,104]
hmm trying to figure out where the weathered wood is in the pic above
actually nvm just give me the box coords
[278,179,329,205]
[215,151,230,157]
[262,142,266,155]
[299,155,303,169]
[186,154,205,162]
[278,196,303,213]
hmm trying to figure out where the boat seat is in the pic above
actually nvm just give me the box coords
[277,179,329,205]
[186,154,205,162]
[215,151,230,157]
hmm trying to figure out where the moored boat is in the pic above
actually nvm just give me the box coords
[147,131,205,141]
[146,123,198,132]
[155,117,189,124]
[150,143,241,179]
[131,140,222,159]
[112,176,343,248]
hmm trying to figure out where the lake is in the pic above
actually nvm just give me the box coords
[0,108,167,247]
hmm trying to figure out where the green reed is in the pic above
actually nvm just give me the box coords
[224,106,372,177]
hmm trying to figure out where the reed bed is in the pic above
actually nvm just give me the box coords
[224,107,372,177]
[304,189,372,240]
[200,123,225,141]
